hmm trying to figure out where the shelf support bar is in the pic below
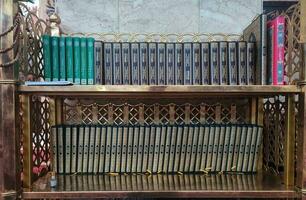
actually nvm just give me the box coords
[21,95,32,188]
[284,94,296,186]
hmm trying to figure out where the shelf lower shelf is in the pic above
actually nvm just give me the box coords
[18,85,301,97]
[23,172,300,199]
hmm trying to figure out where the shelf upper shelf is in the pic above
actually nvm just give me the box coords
[23,173,299,199]
[17,85,301,97]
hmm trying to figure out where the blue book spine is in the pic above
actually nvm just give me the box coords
[59,37,66,81]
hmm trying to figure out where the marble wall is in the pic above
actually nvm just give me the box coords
[56,0,263,34]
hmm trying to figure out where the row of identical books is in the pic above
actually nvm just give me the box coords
[94,41,257,85]
[42,35,95,84]
[51,124,263,174]
[55,174,257,191]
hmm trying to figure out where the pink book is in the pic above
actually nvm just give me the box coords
[267,16,285,85]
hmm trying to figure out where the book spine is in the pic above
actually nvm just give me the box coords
[80,37,88,85]
[148,43,157,85]
[65,127,71,174]
[113,43,122,85]
[194,125,204,172]
[183,43,192,85]
[228,42,238,85]
[42,35,52,81]
[243,126,253,172]
[131,43,140,85]
[51,126,58,172]
[73,37,81,84]
[173,126,183,172]
[88,126,96,173]
[93,126,101,173]
[51,36,60,81]
[121,126,129,172]
[201,42,210,85]
[66,37,74,82]
[175,43,184,85]
[252,127,263,172]
[131,126,139,172]
[116,127,123,172]
[274,16,285,85]
[137,126,144,172]
[219,42,228,85]
[261,15,268,85]
[140,43,149,85]
[82,126,90,173]
[168,125,177,172]
[87,37,95,85]
[164,126,173,172]
[157,43,166,85]
[154,126,162,172]
[238,41,247,85]
[210,42,220,85]
[166,43,175,85]
[247,42,256,85]
[211,125,221,171]
[110,126,118,172]
[189,126,199,172]
[267,24,274,85]
[57,126,64,173]
[122,43,131,85]
[94,41,103,84]
[216,126,226,172]
[59,37,66,81]
[192,43,201,85]
[104,43,113,85]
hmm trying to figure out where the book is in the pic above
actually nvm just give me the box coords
[200,126,210,171]
[132,126,139,172]
[77,126,84,173]
[243,14,267,85]
[189,125,199,172]
[140,43,149,85]
[116,126,123,172]
[228,42,238,85]
[184,125,194,172]
[237,126,247,172]
[179,125,189,172]
[252,126,263,172]
[65,126,71,174]
[88,126,96,173]
[122,43,131,85]
[82,126,90,173]
[51,126,58,172]
[94,41,103,84]
[157,43,166,85]
[238,41,247,85]
[104,126,112,173]
[195,125,204,172]
[163,126,173,172]
[147,125,155,171]
[126,126,134,173]
[153,126,161,172]
[201,42,210,85]
[243,126,253,172]
[206,125,215,170]
[211,125,220,171]
[42,35,52,81]
[59,37,66,81]
[24,81,73,86]
[227,125,236,171]
[221,125,231,172]
[192,43,201,85]
[247,42,256,85]
[216,125,226,171]
[73,37,81,84]
[210,42,220,85]
[142,126,150,172]
[99,126,107,173]
[51,36,60,81]
[87,37,95,85]
[175,43,184,85]
[113,43,122,85]
[66,37,74,82]
[166,43,175,85]
[267,16,285,85]
[148,43,157,85]
[110,126,117,172]
[80,37,88,85]
[93,126,101,173]
[104,43,113,85]
[57,126,64,174]
[131,43,140,85]
[137,125,145,172]
[219,42,228,85]
[183,43,192,85]
[173,125,183,172]
[168,125,177,172]
[232,125,242,172]
[121,126,129,172]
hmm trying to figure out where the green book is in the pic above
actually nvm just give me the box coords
[73,37,81,84]
[87,37,95,85]
[80,37,87,85]
[66,37,74,82]
[42,35,52,81]
[59,37,66,81]
[51,36,59,81]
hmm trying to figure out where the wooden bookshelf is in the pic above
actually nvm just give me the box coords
[18,85,301,97]
[23,172,300,199]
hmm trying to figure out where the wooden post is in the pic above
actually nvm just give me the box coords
[0,0,19,199]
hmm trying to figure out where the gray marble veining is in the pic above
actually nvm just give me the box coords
[55,0,262,34]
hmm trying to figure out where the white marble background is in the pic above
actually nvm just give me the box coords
[56,0,263,34]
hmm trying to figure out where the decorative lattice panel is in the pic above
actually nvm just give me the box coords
[63,99,249,126]
[17,3,50,81]
[263,96,287,174]
[31,96,51,177]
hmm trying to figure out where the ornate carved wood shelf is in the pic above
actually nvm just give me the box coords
[17,85,301,97]
[22,173,300,199]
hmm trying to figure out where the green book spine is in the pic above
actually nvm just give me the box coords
[66,37,74,82]
[87,37,95,85]
[73,37,81,84]
[80,37,87,85]
[42,35,52,81]
[59,37,66,81]
[51,36,59,81]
